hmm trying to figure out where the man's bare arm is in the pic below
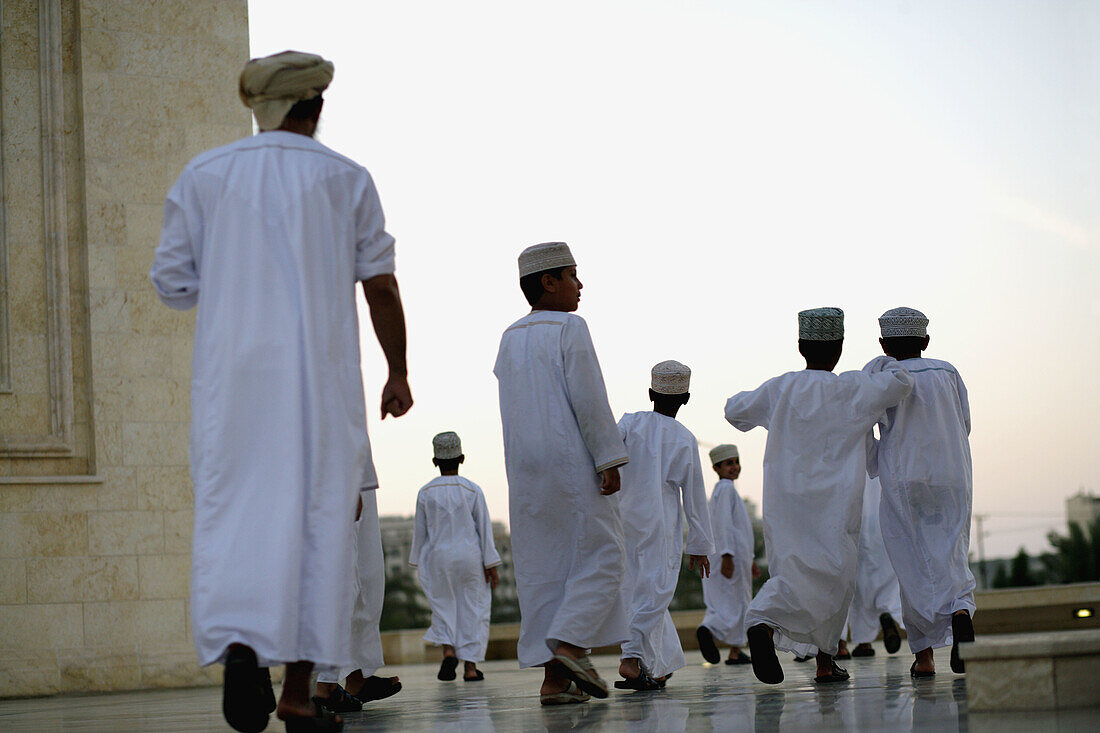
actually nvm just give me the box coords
[361,274,412,419]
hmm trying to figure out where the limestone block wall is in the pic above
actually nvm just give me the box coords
[0,0,250,697]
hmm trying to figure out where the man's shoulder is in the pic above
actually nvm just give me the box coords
[185,132,366,176]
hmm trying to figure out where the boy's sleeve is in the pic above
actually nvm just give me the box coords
[150,173,202,310]
[561,317,629,473]
[680,440,715,556]
[724,381,774,432]
[408,493,427,567]
[955,369,972,436]
[472,486,502,569]
[855,356,915,417]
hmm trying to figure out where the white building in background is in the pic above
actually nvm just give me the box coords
[1066,491,1100,530]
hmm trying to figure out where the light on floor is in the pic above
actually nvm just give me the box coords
[1073,607,1093,619]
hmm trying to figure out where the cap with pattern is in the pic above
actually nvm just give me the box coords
[798,307,844,341]
[709,444,739,465]
[432,431,463,460]
[879,307,929,338]
[651,360,691,395]
[518,242,577,278]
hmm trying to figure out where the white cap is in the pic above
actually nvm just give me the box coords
[798,307,844,341]
[432,431,462,460]
[518,242,576,278]
[651,360,691,394]
[879,307,929,338]
[709,444,739,465]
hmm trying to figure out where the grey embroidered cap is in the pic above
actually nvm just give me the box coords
[651,360,691,395]
[879,307,929,338]
[798,307,844,341]
[518,242,577,278]
[432,431,462,460]
[709,444,739,465]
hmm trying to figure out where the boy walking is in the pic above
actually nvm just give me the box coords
[494,242,629,704]
[724,308,913,685]
[409,432,502,683]
[869,307,976,677]
[697,444,760,666]
[616,361,714,690]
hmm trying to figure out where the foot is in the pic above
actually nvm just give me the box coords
[815,651,835,680]
[912,648,935,676]
[463,661,483,681]
[835,640,851,660]
[851,643,875,658]
[276,698,342,725]
[540,664,572,696]
[619,657,642,680]
[437,654,460,681]
[880,613,902,654]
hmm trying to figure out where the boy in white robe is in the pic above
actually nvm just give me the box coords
[615,361,715,690]
[724,308,914,686]
[697,444,760,666]
[409,432,502,682]
[494,242,629,704]
[868,307,976,677]
[150,51,412,732]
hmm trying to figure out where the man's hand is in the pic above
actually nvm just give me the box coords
[484,566,499,589]
[689,554,711,578]
[381,374,413,419]
[751,560,761,579]
[721,554,735,579]
[355,495,363,521]
[599,466,621,495]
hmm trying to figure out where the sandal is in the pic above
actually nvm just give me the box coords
[222,646,270,733]
[725,651,752,665]
[613,662,662,691]
[696,625,721,664]
[910,661,935,679]
[285,703,343,732]
[880,613,902,654]
[814,661,850,684]
[464,670,485,681]
[951,612,974,674]
[746,624,784,684]
[438,656,459,681]
[313,684,361,713]
[552,653,610,699]
[351,675,402,702]
[540,680,591,706]
[851,644,875,658]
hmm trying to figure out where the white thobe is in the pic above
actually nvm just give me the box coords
[724,358,914,656]
[701,479,755,647]
[616,412,714,678]
[317,490,387,682]
[867,356,976,653]
[151,131,395,668]
[409,475,502,662]
[494,311,629,668]
[845,476,904,644]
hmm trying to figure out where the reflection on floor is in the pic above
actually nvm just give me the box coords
[1,643,1097,731]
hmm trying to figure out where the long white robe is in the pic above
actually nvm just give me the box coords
[724,357,914,656]
[317,490,387,682]
[616,412,715,677]
[409,475,502,662]
[866,356,975,653]
[494,311,629,668]
[845,476,904,644]
[701,479,755,647]
[151,131,394,668]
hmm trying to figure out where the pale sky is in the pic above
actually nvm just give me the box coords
[248,0,1100,559]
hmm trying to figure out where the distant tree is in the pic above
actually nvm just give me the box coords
[1042,519,1100,584]
[490,588,521,624]
[670,558,705,611]
[379,566,431,631]
[992,547,1043,588]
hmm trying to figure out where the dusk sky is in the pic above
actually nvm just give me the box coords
[249,0,1100,559]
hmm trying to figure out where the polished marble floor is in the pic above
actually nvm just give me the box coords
[1,643,1096,731]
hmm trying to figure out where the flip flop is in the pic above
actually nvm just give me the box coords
[910,662,935,678]
[552,654,610,699]
[792,655,812,663]
[880,613,902,654]
[464,670,485,682]
[438,656,459,681]
[540,680,591,706]
[313,684,362,713]
[286,703,343,732]
[951,613,974,674]
[696,625,721,664]
[352,675,402,702]
[259,667,276,714]
[725,652,752,665]
[746,624,784,685]
[222,646,270,733]
[851,644,876,658]
[814,662,850,684]
[613,667,662,691]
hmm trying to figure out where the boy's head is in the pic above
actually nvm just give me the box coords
[878,307,930,360]
[431,431,464,474]
[650,360,691,416]
[518,242,582,311]
[797,307,844,371]
[709,444,741,480]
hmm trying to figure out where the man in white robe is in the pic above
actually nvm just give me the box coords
[698,444,759,665]
[844,474,904,657]
[868,307,975,677]
[409,432,502,682]
[724,308,913,686]
[151,51,412,732]
[494,242,629,704]
[616,361,714,689]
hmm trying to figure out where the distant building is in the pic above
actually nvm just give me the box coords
[1066,491,1100,530]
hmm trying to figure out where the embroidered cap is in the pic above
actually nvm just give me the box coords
[518,242,577,278]
[879,307,929,338]
[798,307,844,341]
[709,444,739,465]
[651,360,691,395]
[432,431,463,460]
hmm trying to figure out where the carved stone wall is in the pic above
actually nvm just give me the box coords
[0,0,250,697]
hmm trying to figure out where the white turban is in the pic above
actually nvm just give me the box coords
[518,242,576,278]
[709,444,739,465]
[239,50,334,131]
